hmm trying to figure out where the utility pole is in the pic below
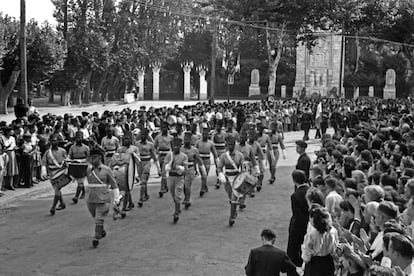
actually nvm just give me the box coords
[20,0,28,104]
[210,20,217,104]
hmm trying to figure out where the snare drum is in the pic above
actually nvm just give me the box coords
[67,160,88,178]
[51,169,73,189]
[231,172,256,198]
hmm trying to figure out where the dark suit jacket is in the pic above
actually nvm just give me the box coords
[296,153,311,181]
[288,185,309,237]
[245,245,298,276]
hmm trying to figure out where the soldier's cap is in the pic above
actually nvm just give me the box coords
[172,137,183,145]
[296,140,308,149]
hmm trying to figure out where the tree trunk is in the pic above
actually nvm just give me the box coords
[83,71,92,104]
[49,89,54,103]
[266,22,285,96]
[354,32,360,74]
[94,71,108,102]
[0,69,21,114]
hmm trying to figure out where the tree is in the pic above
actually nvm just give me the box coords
[0,14,20,114]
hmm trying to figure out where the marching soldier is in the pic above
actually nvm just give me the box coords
[136,128,161,207]
[268,121,286,184]
[247,128,265,192]
[85,148,120,248]
[217,136,244,226]
[212,120,226,189]
[165,137,188,223]
[41,134,69,215]
[101,126,120,165]
[256,123,274,190]
[69,131,90,204]
[196,124,218,197]
[181,132,206,209]
[154,121,173,198]
[112,133,139,212]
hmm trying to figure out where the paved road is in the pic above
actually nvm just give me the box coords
[0,129,321,276]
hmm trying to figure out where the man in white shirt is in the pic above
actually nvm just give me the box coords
[324,177,343,218]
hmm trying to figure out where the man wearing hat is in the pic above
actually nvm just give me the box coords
[154,121,173,198]
[216,136,245,226]
[268,121,286,184]
[68,131,90,204]
[136,128,161,207]
[196,123,218,197]
[212,120,226,189]
[41,134,69,215]
[85,147,120,248]
[164,137,188,223]
[295,140,311,182]
[181,132,206,209]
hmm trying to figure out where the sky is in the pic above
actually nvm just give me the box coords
[0,0,56,24]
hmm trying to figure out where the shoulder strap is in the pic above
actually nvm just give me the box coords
[91,169,104,185]
[225,151,238,171]
[48,149,63,168]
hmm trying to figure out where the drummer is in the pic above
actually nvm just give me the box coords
[154,121,173,198]
[136,128,161,207]
[195,123,218,197]
[164,137,188,223]
[41,134,68,215]
[85,148,120,248]
[69,131,90,204]
[181,131,205,209]
[101,126,120,165]
[217,136,244,226]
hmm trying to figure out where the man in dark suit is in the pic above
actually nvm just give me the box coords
[300,107,313,140]
[295,140,311,182]
[245,229,298,276]
[286,170,309,267]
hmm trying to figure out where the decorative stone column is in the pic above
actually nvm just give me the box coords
[281,85,287,98]
[181,61,193,100]
[151,62,161,101]
[137,66,145,101]
[197,65,208,101]
[369,86,374,98]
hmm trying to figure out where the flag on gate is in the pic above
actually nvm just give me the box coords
[315,102,322,125]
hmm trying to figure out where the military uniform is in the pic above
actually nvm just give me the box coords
[165,148,188,222]
[68,143,90,202]
[154,133,173,196]
[136,139,158,206]
[181,144,202,208]
[268,130,285,183]
[195,138,217,196]
[257,130,273,188]
[85,163,119,247]
[212,128,226,188]
[217,149,244,226]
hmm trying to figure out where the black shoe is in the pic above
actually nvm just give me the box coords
[256,186,262,192]
[215,183,220,189]
[79,194,85,199]
[229,219,235,227]
[128,203,135,209]
[137,202,143,208]
[173,215,179,224]
[268,178,275,184]
[239,204,246,210]
[56,204,66,211]
[92,239,99,248]
[159,192,164,198]
[121,213,126,219]
[50,208,55,216]
[72,198,78,204]
[184,202,191,209]
[143,195,149,202]
[249,193,255,198]
[101,230,107,238]
[199,191,205,197]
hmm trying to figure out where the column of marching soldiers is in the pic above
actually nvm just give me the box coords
[41,115,286,248]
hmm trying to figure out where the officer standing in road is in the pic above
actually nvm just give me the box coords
[85,148,120,248]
